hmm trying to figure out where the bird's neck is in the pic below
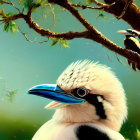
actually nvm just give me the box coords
[51,102,123,131]
[52,103,100,124]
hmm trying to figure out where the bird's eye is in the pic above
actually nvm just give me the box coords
[72,87,88,98]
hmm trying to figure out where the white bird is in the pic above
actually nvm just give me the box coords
[28,60,127,140]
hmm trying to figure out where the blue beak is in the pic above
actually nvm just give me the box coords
[28,84,84,104]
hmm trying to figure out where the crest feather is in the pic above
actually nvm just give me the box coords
[57,60,100,90]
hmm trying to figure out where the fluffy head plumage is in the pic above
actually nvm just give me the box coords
[57,60,97,90]
[53,60,127,131]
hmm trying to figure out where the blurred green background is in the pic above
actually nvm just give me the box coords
[0,1,140,139]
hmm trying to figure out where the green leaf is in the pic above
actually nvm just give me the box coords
[50,39,70,48]
[3,21,19,34]
[24,0,43,8]
[51,39,59,46]
[86,0,92,5]
[6,12,13,17]
[24,0,34,8]
[60,40,70,48]
[34,0,43,4]
[9,90,18,95]
[4,23,10,32]
[96,10,106,19]
[136,129,140,139]
[6,90,18,103]
[99,13,106,18]
[9,21,18,34]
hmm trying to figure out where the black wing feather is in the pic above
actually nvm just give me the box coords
[124,38,140,71]
[75,125,111,140]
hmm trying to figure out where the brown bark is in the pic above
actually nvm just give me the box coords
[103,0,140,31]
[3,14,24,23]
[23,16,91,39]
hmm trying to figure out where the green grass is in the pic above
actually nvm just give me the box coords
[121,121,140,140]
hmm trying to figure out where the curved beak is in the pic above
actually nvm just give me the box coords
[28,84,84,105]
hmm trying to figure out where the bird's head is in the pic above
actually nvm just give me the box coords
[28,60,127,131]
[118,29,140,38]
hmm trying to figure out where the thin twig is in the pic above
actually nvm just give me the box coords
[48,3,56,25]
[18,27,49,44]
[117,0,133,19]
[19,0,24,13]
[102,46,112,62]
[115,53,130,69]
[92,0,117,8]
[0,0,21,13]
[71,4,104,10]
[2,0,21,13]
[93,0,108,7]
[9,0,20,13]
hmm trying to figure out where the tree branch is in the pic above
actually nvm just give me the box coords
[9,0,20,13]
[87,33,140,65]
[2,13,25,23]
[92,0,111,6]
[1,14,90,40]
[0,0,20,13]
[100,0,140,31]
[1,0,140,67]
[27,4,41,17]
[23,16,91,39]
[47,0,140,64]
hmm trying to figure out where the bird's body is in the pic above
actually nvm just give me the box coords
[124,36,140,71]
[118,29,140,71]
[124,36,140,53]
[124,36,140,70]
[33,121,125,140]
[28,60,127,140]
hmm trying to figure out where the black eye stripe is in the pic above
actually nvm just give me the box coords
[84,94,107,119]
[71,88,106,119]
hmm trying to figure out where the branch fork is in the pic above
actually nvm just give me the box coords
[0,0,140,68]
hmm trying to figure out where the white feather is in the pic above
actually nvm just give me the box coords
[33,60,127,140]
